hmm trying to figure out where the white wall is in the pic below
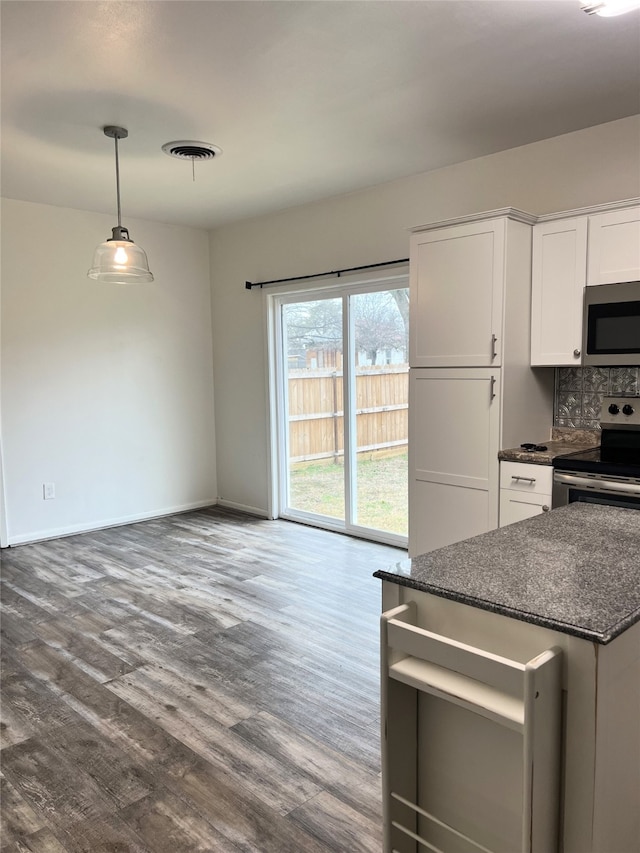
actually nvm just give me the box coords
[1,198,216,544]
[3,117,637,541]
[209,116,640,515]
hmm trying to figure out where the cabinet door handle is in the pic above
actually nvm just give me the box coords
[542,505,550,512]
[511,475,536,483]
[491,334,498,361]
[490,375,496,400]
[573,348,581,358]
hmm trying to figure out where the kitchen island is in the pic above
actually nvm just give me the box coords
[375,503,640,853]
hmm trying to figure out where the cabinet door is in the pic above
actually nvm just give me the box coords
[409,368,500,556]
[587,206,640,286]
[531,218,587,366]
[499,489,551,527]
[410,220,504,367]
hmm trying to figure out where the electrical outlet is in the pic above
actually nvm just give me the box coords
[43,482,55,500]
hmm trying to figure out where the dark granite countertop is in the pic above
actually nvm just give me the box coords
[374,503,640,644]
[498,427,600,466]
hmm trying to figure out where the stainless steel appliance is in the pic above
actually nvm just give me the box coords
[553,395,640,509]
[583,281,640,366]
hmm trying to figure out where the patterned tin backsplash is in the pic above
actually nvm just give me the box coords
[555,367,640,429]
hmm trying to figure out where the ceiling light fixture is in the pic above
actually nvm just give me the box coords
[581,0,640,15]
[88,126,153,284]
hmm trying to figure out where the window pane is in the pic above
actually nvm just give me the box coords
[351,289,408,536]
[284,298,345,521]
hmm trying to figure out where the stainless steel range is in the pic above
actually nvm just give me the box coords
[553,395,640,509]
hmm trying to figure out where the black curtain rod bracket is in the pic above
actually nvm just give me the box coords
[245,258,409,290]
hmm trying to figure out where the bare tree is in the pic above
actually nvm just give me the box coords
[284,299,342,355]
[352,291,407,364]
[390,289,409,351]
[284,289,409,364]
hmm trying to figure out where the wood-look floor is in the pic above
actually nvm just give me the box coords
[0,506,404,852]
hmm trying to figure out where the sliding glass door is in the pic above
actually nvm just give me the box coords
[274,280,408,547]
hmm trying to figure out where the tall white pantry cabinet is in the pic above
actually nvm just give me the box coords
[409,210,553,557]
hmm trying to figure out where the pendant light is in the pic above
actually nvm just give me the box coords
[88,126,154,284]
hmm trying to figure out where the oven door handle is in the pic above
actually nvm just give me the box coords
[554,472,640,495]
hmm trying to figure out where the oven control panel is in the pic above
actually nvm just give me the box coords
[601,396,640,428]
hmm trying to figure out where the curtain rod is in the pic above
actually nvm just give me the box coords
[245,258,409,289]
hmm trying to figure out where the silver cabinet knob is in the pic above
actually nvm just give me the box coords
[542,505,550,512]
[573,349,581,358]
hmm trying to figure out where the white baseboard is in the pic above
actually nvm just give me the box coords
[215,498,271,519]
[5,498,219,547]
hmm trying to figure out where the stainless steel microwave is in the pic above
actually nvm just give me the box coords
[583,281,640,366]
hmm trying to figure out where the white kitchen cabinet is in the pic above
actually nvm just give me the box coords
[410,369,500,556]
[500,490,551,527]
[409,217,509,367]
[530,200,640,366]
[587,204,640,285]
[499,461,552,527]
[530,217,587,366]
[408,209,553,555]
[381,583,640,853]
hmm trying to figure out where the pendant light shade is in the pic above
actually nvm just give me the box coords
[88,227,153,283]
[88,126,154,284]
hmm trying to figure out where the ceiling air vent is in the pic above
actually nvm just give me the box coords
[161,141,222,160]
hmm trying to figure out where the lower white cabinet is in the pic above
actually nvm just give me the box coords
[381,582,640,853]
[409,369,553,555]
[500,491,551,526]
[409,369,500,556]
[499,461,552,527]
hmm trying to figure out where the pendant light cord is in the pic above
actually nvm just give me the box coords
[114,134,122,230]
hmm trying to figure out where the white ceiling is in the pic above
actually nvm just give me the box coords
[1,0,639,230]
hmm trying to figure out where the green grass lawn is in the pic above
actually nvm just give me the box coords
[289,451,408,536]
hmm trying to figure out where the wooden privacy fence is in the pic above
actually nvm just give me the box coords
[288,367,408,463]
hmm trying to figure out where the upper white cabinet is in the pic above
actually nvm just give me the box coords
[587,206,640,286]
[530,217,587,366]
[530,200,640,366]
[409,218,506,367]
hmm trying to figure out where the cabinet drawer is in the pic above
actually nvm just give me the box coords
[500,461,553,494]
[500,489,551,527]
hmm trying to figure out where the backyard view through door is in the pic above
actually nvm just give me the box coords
[279,284,408,545]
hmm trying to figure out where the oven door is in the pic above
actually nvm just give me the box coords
[553,471,640,510]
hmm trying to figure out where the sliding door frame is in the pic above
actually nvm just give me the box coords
[265,270,409,548]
